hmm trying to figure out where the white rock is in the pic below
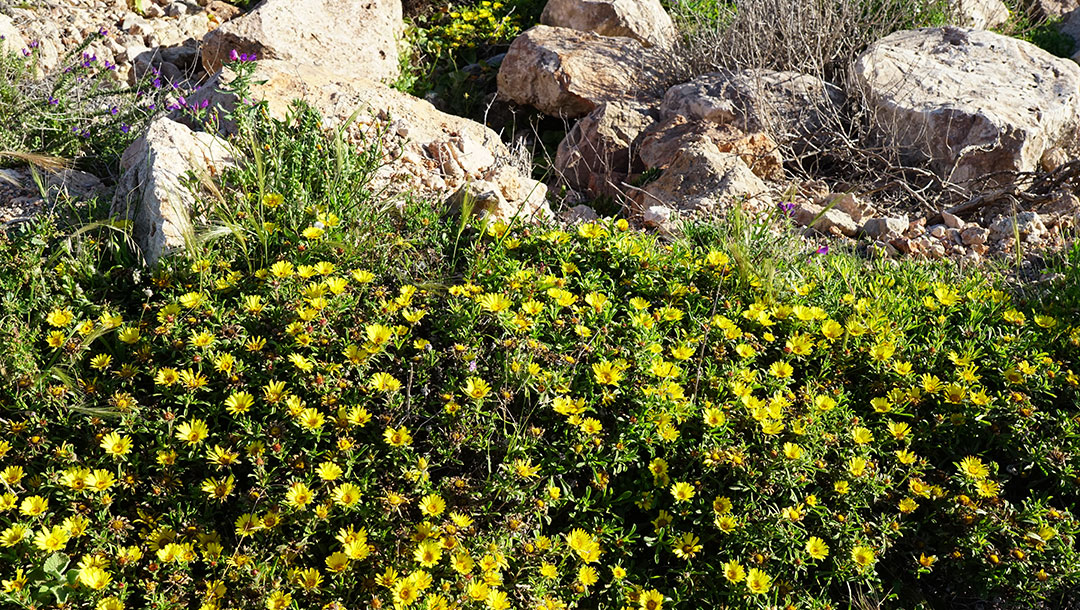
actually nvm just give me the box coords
[854,28,1080,184]
[497,25,669,118]
[540,0,676,48]
[201,0,404,82]
[554,100,655,198]
[0,14,28,54]
[111,117,237,264]
[942,210,964,229]
[951,0,1009,30]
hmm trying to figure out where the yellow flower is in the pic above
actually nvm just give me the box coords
[265,591,292,610]
[225,391,254,416]
[34,526,70,551]
[463,377,491,400]
[703,407,725,427]
[117,327,140,344]
[957,456,989,480]
[665,481,693,504]
[577,564,599,586]
[100,431,132,457]
[98,596,125,610]
[317,461,343,481]
[333,483,362,507]
[512,458,541,478]
[285,482,314,509]
[591,360,623,386]
[415,539,443,567]
[420,494,446,517]
[46,307,75,327]
[325,551,350,573]
[782,442,804,460]
[852,545,876,569]
[384,426,413,447]
[1,568,27,593]
[746,568,771,594]
[19,495,47,517]
[671,532,702,560]
[639,589,664,610]
[262,193,284,208]
[175,419,209,445]
[768,360,794,379]
[806,536,830,560]
[852,426,874,445]
[722,559,745,582]
[78,566,112,590]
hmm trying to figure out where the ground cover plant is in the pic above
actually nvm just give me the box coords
[1,69,1079,610]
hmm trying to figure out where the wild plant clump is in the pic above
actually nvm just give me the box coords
[0,30,182,177]
[1,91,1079,609]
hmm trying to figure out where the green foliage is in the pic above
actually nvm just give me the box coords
[0,95,1078,610]
[995,0,1077,57]
[396,0,544,118]
[0,30,173,176]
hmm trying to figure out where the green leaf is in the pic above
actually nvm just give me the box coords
[42,552,69,577]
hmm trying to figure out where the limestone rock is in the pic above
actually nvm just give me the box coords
[659,69,844,145]
[201,0,403,81]
[111,117,237,264]
[951,0,1009,30]
[185,60,547,220]
[637,115,784,181]
[540,0,676,48]
[633,143,769,213]
[990,211,1048,241]
[497,25,669,118]
[554,101,656,198]
[0,14,27,55]
[862,215,909,239]
[448,166,552,223]
[854,27,1080,184]
[792,200,859,237]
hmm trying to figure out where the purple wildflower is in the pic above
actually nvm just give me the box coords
[813,245,829,255]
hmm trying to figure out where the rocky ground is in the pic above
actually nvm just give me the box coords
[3,0,1080,268]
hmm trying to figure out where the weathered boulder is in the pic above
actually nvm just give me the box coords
[0,14,27,55]
[201,0,403,81]
[659,69,844,144]
[111,117,237,264]
[185,60,550,222]
[554,101,656,198]
[633,143,769,213]
[540,0,676,48]
[637,115,784,181]
[497,25,670,118]
[951,0,1009,30]
[854,27,1080,184]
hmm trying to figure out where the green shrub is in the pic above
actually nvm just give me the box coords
[0,93,1078,610]
[397,0,544,119]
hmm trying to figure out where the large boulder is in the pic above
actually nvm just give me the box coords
[497,25,670,118]
[659,69,844,146]
[854,27,1080,184]
[554,101,656,198]
[540,0,677,48]
[0,14,27,55]
[184,60,550,223]
[951,0,1009,30]
[111,117,237,264]
[200,0,403,81]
